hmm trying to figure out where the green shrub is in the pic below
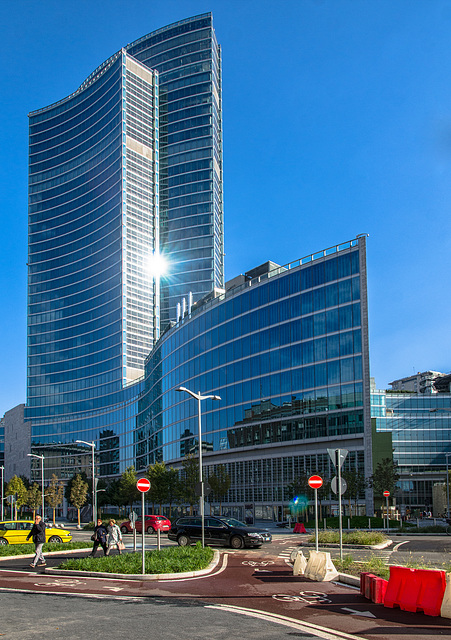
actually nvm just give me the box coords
[309,530,388,545]
[59,541,214,574]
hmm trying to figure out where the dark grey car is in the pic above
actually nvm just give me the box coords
[168,516,272,549]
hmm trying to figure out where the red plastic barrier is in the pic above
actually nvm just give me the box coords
[384,566,446,616]
[372,577,388,605]
[360,572,372,596]
[293,523,307,533]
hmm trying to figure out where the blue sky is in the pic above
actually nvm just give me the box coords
[1,0,450,416]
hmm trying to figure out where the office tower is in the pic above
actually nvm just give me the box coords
[127,13,224,325]
[26,15,223,478]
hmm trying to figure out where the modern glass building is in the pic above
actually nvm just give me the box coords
[136,236,372,518]
[372,389,451,513]
[26,14,223,479]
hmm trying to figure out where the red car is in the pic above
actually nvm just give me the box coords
[120,515,171,534]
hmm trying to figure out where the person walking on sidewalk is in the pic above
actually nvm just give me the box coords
[106,519,123,555]
[26,514,46,568]
[90,519,108,556]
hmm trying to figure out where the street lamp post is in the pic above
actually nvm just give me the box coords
[76,440,96,522]
[176,387,221,547]
[0,465,4,521]
[27,454,45,517]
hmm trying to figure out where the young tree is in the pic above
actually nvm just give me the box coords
[27,483,42,519]
[70,474,89,527]
[370,458,400,498]
[180,455,199,515]
[6,475,28,520]
[342,469,367,516]
[119,466,140,512]
[46,474,64,524]
[208,465,231,515]
[166,467,181,519]
[147,461,169,513]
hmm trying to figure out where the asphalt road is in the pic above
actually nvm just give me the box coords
[1,535,451,640]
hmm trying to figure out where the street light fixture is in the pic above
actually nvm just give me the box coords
[27,453,45,517]
[75,440,96,522]
[0,465,4,521]
[176,387,221,547]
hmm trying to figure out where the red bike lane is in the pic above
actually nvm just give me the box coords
[0,548,450,640]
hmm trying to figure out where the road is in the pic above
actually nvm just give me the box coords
[0,534,450,640]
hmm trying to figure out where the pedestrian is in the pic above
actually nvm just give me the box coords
[106,518,123,555]
[90,518,108,556]
[26,514,46,568]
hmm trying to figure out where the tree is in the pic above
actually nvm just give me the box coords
[70,474,89,527]
[166,467,181,519]
[6,475,28,520]
[119,466,140,511]
[208,465,231,515]
[27,483,42,519]
[370,458,400,514]
[342,470,367,516]
[147,461,169,512]
[180,455,199,515]
[46,474,64,524]
[105,479,124,515]
[65,472,88,503]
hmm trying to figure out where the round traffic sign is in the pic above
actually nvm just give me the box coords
[308,475,323,489]
[137,478,151,493]
[383,490,390,497]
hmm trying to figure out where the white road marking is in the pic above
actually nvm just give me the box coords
[393,540,410,552]
[341,607,376,618]
[206,604,366,640]
[158,552,228,582]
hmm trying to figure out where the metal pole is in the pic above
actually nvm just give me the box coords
[447,453,450,520]
[198,393,205,548]
[0,466,4,521]
[337,449,343,561]
[91,443,96,523]
[314,488,319,553]
[142,493,145,575]
[386,495,389,534]
[41,456,45,518]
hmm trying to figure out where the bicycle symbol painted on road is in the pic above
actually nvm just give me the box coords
[272,590,331,604]
[34,579,86,587]
[242,560,275,567]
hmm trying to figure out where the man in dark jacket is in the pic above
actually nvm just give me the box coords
[26,515,46,567]
[90,519,108,556]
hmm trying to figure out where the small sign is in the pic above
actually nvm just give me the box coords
[331,476,347,495]
[136,478,151,493]
[195,481,212,497]
[383,490,390,497]
[308,475,323,490]
[129,511,138,522]
[328,448,348,469]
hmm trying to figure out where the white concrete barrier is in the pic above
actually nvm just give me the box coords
[292,550,308,576]
[441,572,451,618]
[304,550,339,582]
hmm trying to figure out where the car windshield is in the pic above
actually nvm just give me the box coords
[219,518,247,528]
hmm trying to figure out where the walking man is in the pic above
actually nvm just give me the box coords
[26,514,46,568]
[90,519,108,556]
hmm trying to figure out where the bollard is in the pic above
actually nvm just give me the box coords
[348,518,351,531]
[368,518,371,530]
[324,518,326,530]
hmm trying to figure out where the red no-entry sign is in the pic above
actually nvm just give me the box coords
[308,475,323,489]
[137,478,151,493]
[383,490,390,497]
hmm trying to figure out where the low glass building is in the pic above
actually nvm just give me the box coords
[137,236,372,518]
[372,389,451,513]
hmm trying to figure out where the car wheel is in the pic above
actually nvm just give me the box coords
[120,526,128,534]
[146,526,156,534]
[177,534,190,547]
[230,535,244,549]
[48,535,62,543]
[0,538,8,545]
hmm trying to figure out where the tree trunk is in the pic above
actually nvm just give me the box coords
[77,508,81,527]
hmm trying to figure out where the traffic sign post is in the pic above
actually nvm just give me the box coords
[129,510,138,551]
[328,448,348,560]
[383,491,390,533]
[308,475,323,552]
[137,479,151,574]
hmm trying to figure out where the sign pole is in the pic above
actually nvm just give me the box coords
[337,449,343,561]
[142,491,145,575]
[383,491,390,534]
[314,488,319,552]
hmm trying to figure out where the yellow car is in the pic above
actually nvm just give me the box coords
[0,520,73,545]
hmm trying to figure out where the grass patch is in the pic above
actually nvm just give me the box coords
[309,530,388,545]
[0,541,91,557]
[303,516,401,529]
[58,542,214,574]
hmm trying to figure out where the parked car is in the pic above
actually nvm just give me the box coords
[168,516,272,549]
[0,520,72,545]
[120,515,171,534]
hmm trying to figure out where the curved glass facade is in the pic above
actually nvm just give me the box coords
[127,12,224,325]
[136,237,372,514]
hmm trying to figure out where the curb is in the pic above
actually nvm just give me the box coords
[0,547,93,562]
[43,549,221,581]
